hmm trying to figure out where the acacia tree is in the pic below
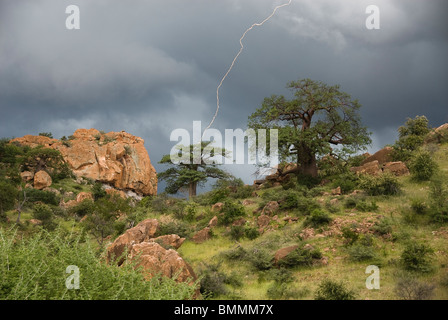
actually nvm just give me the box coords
[158,141,230,198]
[248,78,371,179]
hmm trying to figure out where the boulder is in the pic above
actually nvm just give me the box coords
[360,147,394,165]
[211,202,224,213]
[11,129,157,196]
[208,216,218,228]
[383,161,410,176]
[128,242,197,284]
[192,227,212,243]
[274,245,299,265]
[350,160,382,176]
[107,218,159,264]
[76,192,94,203]
[257,215,270,228]
[20,171,34,182]
[331,186,342,196]
[150,234,185,249]
[262,201,279,215]
[425,123,448,143]
[232,218,246,227]
[33,170,52,190]
[242,199,255,206]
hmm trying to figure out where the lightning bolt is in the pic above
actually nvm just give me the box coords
[203,0,292,136]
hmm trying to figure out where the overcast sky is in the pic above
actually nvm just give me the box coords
[1,0,447,193]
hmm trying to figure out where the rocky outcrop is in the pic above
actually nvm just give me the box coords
[351,159,410,177]
[425,123,448,144]
[11,129,157,196]
[261,201,279,215]
[360,147,394,166]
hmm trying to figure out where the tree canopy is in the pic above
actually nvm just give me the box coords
[248,78,371,179]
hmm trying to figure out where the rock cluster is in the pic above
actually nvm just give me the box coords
[106,219,196,285]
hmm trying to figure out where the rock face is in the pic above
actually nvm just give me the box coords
[33,170,52,190]
[11,129,157,196]
[150,234,185,249]
[262,201,279,215]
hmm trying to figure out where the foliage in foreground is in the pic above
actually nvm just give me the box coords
[0,226,197,300]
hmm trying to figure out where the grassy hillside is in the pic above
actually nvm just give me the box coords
[1,130,448,300]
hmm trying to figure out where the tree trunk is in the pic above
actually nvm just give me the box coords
[188,182,197,199]
[296,143,318,178]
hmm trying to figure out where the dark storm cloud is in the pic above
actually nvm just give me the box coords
[1,0,447,188]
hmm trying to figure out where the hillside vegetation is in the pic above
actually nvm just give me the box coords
[1,118,448,300]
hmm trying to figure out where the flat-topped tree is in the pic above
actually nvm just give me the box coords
[248,78,371,179]
[158,141,231,198]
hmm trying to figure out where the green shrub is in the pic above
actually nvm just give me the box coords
[347,244,378,262]
[247,249,274,271]
[0,226,197,299]
[394,276,436,300]
[222,246,247,261]
[401,242,434,273]
[303,209,332,228]
[372,218,393,236]
[220,201,246,225]
[428,175,448,223]
[331,172,360,194]
[359,173,401,196]
[355,200,379,212]
[314,279,356,300]
[277,246,322,269]
[25,188,59,206]
[410,198,428,215]
[229,225,245,241]
[244,227,260,240]
[341,225,359,245]
[92,182,107,201]
[32,203,56,231]
[409,151,438,181]
[156,219,191,238]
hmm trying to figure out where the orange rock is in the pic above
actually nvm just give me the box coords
[107,218,159,265]
[361,147,394,165]
[150,234,185,249]
[128,242,197,284]
[211,202,224,212]
[76,192,93,203]
[11,129,157,196]
[383,161,410,176]
[33,170,52,190]
[192,227,212,243]
[274,245,299,264]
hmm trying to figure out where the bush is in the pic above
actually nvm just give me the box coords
[331,172,360,194]
[222,246,247,261]
[359,173,401,196]
[410,198,428,215]
[347,244,378,262]
[314,279,356,300]
[394,276,436,300]
[409,151,438,181]
[25,188,59,206]
[341,225,359,245]
[229,225,245,241]
[355,199,379,212]
[303,209,332,228]
[244,227,260,240]
[428,175,448,223]
[401,242,434,273]
[220,201,246,225]
[156,219,191,238]
[372,218,393,236]
[32,203,56,231]
[0,226,197,299]
[277,246,322,269]
[92,182,107,201]
[247,248,274,271]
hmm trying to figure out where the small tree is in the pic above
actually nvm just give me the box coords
[0,181,18,222]
[158,142,231,198]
